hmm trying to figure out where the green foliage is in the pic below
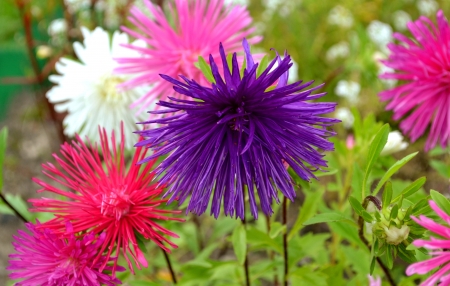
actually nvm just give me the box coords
[232,224,247,265]
[0,127,7,191]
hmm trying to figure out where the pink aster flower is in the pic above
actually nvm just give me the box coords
[8,221,124,286]
[115,0,261,113]
[406,200,450,285]
[368,275,381,286]
[379,10,450,151]
[29,123,182,273]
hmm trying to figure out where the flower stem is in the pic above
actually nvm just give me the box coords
[282,197,288,286]
[161,249,177,284]
[359,196,396,286]
[0,193,28,223]
[242,216,251,286]
[265,215,279,286]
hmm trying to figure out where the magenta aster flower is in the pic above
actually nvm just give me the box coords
[8,221,124,286]
[137,39,338,220]
[115,0,261,112]
[406,200,450,285]
[379,10,450,151]
[29,124,182,273]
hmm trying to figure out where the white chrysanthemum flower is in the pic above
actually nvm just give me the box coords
[417,0,438,16]
[335,80,360,103]
[47,27,149,149]
[392,10,412,31]
[326,41,350,62]
[367,20,393,51]
[381,131,409,156]
[335,107,354,129]
[328,5,354,28]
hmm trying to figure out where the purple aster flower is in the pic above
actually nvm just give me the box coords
[8,221,124,286]
[137,39,338,219]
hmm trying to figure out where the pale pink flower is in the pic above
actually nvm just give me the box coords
[8,221,124,286]
[379,10,450,151]
[346,134,355,149]
[406,200,450,285]
[115,0,261,113]
[368,275,381,286]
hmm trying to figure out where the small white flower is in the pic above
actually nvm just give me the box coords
[381,131,409,156]
[64,0,90,14]
[367,21,393,51]
[36,45,53,59]
[48,19,67,36]
[417,0,438,16]
[335,107,354,129]
[335,80,360,103]
[326,41,350,62]
[47,27,149,149]
[328,5,354,28]
[392,10,412,31]
[384,225,410,245]
[262,0,296,18]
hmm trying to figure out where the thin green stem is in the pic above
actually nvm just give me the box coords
[282,197,288,286]
[0,193,28,223]
[161,248,177,284]
[266,215,279,286]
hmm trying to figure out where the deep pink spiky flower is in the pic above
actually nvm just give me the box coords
[406,200,450,285]
[115,0,261,113]
[29,124,182,273]
[8,221,125,286]
[379,10,450,151]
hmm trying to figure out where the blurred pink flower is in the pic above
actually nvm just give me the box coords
[379,10,450,151]
[115,0,261,113]
[406,200,450,285]
[368,275,381,286]
[30,124,182,274]
[346,134,355,149]
[8,221,124,286]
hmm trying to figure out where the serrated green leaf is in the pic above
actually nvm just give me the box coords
[390,205,399,220]
[373,152,418,196]
[430,190,450,215]
[348,196,365,215]
[0,127,7,192]
[232,224,246,265]
[363,124,390,199]
[197,56,216,83]
[392,177,426,204]
[303,212,356,226]
[351,163,364,201]
[288,189,323,240]
[361,210,374,223]
[382,181,393,209]
[256,55,269,78]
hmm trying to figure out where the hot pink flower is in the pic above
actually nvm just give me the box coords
[379,10,450,151]
[8,221,124,286]
[406,200,450,285]
[115,0,261,113]
[29,124,182,274]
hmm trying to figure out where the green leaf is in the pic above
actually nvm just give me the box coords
[351,163,364,201]
[290,267,328,286]
[348,196,365,215]
[246,227,282,254]
[382,181,393,209]
[372,152,419,196]
[369,256,376,275]
[197,56,216,83]
[256,55,269,78]
[430,190,450,215]
[392,177,426,203]
[134,231,147,253]
[3,194,31,221]
[288,189,324,240]
[303,212,356,226]
[269,222,286,239]
[390,205,399,220]
[362,124,390,199]
[231,224,246,265]
[430,160,450,179]
[386,245,393,269]
[0,127,7,192]
[361,210,374,223]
